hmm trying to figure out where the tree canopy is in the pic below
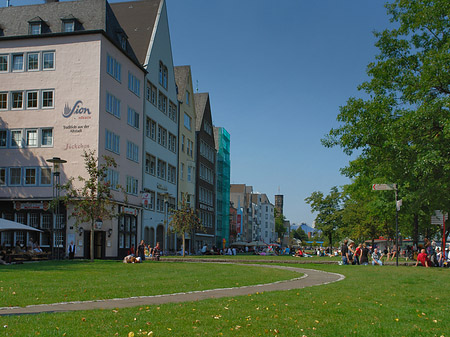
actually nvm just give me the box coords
[320,0,450,244]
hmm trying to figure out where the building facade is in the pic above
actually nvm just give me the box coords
[194,93,216,251]
[0,0,145,259]
[214,126,230,248]
[111,0,179,253]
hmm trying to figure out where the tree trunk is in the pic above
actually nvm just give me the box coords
[329,233,333,252]
[182,232,186,257]
[413,213,419,248]
[90,221,95,262]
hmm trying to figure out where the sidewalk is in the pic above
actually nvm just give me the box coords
[0,263,344,316]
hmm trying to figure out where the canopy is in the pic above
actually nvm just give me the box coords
[0,218,43,232]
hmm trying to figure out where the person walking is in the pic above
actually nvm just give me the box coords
[137,240,146,261]
[359,244,370,265]
[341,239,349,265]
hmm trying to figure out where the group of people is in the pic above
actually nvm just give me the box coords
[341,239,388,266]
[123,240,161,263]
[415,238,447,268]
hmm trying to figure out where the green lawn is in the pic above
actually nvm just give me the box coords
[0,259,448,337]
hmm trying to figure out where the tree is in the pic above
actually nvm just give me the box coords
[305,186,343,250]
[291,226,308,242]
[59,150,123,261]
[274,209,287,241]
[168,197,203,257]
[322,0,450,244]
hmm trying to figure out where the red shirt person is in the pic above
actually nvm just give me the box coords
[415,248,430,267]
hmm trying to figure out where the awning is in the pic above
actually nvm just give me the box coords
[0,218,43,232]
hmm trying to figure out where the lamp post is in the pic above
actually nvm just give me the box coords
[46,157,67,260]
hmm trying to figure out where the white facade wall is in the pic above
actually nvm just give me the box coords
[0,33,144,258]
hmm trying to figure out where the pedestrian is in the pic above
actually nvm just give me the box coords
[354,243,362,265]
[137,240,146,261]
[341,239,349,265]
[67,241,76,259]
[359,244,369,265]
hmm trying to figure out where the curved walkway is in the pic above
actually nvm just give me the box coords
[0,263,344,316]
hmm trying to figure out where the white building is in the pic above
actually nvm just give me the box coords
[0,0,145,259]
[111,0,178,252]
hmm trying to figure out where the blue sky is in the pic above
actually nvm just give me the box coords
[3,0,393,226]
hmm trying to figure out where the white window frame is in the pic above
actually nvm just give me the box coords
[27,52,39,71]
[127,107,139,129]
[42,51,55,70]
[12,54,24,72]
[0,54,8,72]
[41,128,53,147]
[26,90,38,109]
[26,129,38,147]
[24,167,37,186]
[10,129,23,148]
[11,91,23,110]
[40,167,52,186]
[9,167,21,186]
[41,89,54,108]
[0,92,7,110]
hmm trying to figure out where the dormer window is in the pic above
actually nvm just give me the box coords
[61,15,82,33]
[116,30,128,51]
[63,21,74,32]
[28,17,49,35]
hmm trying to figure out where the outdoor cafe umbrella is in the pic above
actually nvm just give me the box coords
[0,218,43,232]
[230,241,247,247]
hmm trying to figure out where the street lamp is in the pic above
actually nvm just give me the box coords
[46,157,67,260]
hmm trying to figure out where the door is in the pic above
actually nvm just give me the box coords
[84,231,106,259]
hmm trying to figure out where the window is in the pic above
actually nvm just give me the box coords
[181,135,185,152]
[40,167,51,185]
[29,23,41,35]
[25,168,37,185]
[145,117,156,140]
[11,130,22,147]
[27,91,38,109]
[156,193,165,212]
[145,153,156,175]
[159,61,168,89]
[180,163,184,180]
[9,168,21,185]
[128,72,140,96]
[105,129,120,154]
[185,91,190,105]
[157,159,166,180]
[0,55,7,72]
[146,81,157,106]
[26,129,38,147]
[0,92,7,109]
[157,125,167,147]
[187,166,193,182]
[0,130,6,147]
[106,54,121,82]
[204,121,213,135]
[168,133,177,153]
[105,168,119,190]
[184,113,191,130]
[41,128,53,146]
[169,101,177,122]
[127,107,139,129]
[145,191,155,210]
[27,53,39,71]
[126,141,139,162]
[106,92,121,118]
[168,165,176,184]
[158,91,167,113]
[42,90,54,108]
[0,168,6,186]
[42,52,54,70]
[187,139,193,157]
[63,21,74,32]
[12,54,24,71]
[126,176,138,195]
[12,91,23,109]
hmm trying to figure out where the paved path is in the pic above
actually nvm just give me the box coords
[0,263,344,316]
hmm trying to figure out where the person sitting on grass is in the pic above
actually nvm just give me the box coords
[371,248,383,266]
[415,248,431,268]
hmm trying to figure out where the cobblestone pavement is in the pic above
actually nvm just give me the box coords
[0,262,344,316]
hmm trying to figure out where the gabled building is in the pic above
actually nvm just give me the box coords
[0,0,145,259]
[194,92,216,251]
[230,184,253,242]
[214,126,230,248]
[251,193,275,243]
[111,0,179,253]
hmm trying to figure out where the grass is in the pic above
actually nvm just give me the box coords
[0,260,299,307]
[0,259,449,337]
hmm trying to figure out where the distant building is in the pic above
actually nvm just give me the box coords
[214,127,230,248]
[194,93,216,251]
[230,184,253,242]
[275,194,284,215]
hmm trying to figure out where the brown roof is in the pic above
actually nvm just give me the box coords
[110,0,161,65]
[194,92,209,131]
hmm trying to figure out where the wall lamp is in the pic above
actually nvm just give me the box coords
[108,228,113,237]
[79,227,84,237]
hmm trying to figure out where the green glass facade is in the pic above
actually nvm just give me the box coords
[215,127,230,248]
